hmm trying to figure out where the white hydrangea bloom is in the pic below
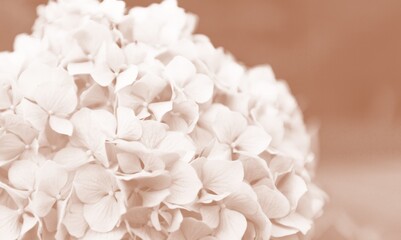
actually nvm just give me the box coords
[0,0,325,239]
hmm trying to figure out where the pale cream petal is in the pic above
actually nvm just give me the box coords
[16,98,48,131]
[53,147,90,171]
[63,203,88,238]
[0,134,25,160]
[49,116,73,136]
[165,56,196,87]
[83,195,120,232]
[234,126,271,154]
[212,108,247,144]
[115,65,138,92]
[200,205,220,229]
[30,190,56,217]
[157,132,196,162]
[275,212,312,235]
[90,62,115,87]
[184,74,214,103]
[202,159,244,195]
[8,160,38,191]
[38,161,69,197]
[83,226,126,240]
[215,208,247,240]
[67,61,94,75]
[106,42,126,72]
[116,107,142,141]
[279,174,308,210]
[0,205,20,240]
[74,164,116,204]
[254,185,290,219]
[165,160,202,205]
[140,189,170,207]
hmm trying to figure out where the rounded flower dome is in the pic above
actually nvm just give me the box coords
[0,0,325,239]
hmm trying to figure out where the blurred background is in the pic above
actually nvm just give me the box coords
[1,0,400,239]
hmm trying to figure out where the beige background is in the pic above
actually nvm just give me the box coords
[1,0,400,239]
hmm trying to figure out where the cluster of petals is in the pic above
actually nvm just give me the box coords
[0,0,325,239]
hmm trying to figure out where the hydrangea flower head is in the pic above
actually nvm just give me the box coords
[0,0,325,239]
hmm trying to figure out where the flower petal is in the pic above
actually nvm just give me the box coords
[200,205,220,229]
[254,185,290,219]
[67,61,94,75]
[83,195,120,233]
[34,73,77,115]
[165,160,202,205]
[83,226,127,240]
[74,164,117,204]
[0,133,25,160]
[157,132,196,162]
[212,108,247,144]
[8,160,38,191]
[184,74,214,103]
[49,116,74,136]
[202,159,244,195]
[141,189,170,207]
[53,147,90,171]
[116,107,142,141]
[30,191,57,217]
[215,208,247,240]
[16,98,48,131]
[275,212,312,235]
[0,205,20,239]
[37,161,69,197]
[234,126,271,154]
[165,56,196,87]
[90,62,115,87]
[63,203,88,238]
[115,65,138,92]
[279,174,307,210]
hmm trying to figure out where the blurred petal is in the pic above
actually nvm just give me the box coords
[106,43,125,72]
[67,61,93,75]
[83,226,126,240]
